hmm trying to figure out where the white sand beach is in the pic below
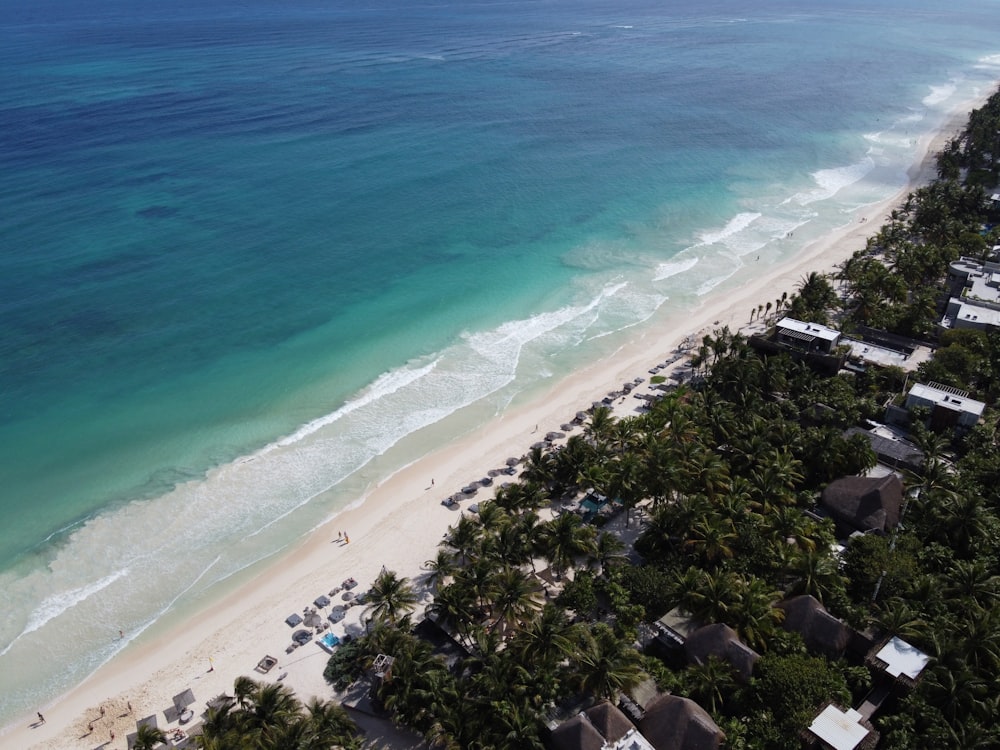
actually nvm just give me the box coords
[3,95,985,750]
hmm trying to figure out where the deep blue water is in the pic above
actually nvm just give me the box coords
[1,0,998,725]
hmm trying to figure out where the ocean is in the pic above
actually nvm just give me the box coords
[1,0,998,726]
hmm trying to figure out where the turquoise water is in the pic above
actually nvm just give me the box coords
[1,0,999,725]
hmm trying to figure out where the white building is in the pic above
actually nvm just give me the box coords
[905,382,985,432]
[942,256,1000,331]
[775,318,842,354]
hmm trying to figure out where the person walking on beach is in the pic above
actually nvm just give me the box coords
[36,712,44,724]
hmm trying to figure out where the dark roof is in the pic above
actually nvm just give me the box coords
[639,694,725,750]
[550,714,606,750]
[844,428,923,470]
[584,701,633,745]
[777,596,849,657]
[820,474,903,533]
[684,624,759,682]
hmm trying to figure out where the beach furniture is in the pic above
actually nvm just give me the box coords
[318,632,341,653]
[284,613,303,627]
[255,655,278,673]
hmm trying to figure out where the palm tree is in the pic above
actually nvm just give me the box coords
[423,549,458,590]
[134,724,168,750]
[683,656,736,714]
[487,567,543,637]
[540,512,597,577]
[944,558,1000,607]
[728,577,783,652]
[446,514,482,566]
[684,515,738,565]
[244,681,301,737]
[302,698,361,750]
[366,569,418,625]
[874,597,926,641]
[590,532,627,575]
[585,406,617,451]
[475,500,510,535]
[426,583,478,644]
[786,549,842,604]
[509,604,582,668]
[606,451,645,527]
[572,623,646,700]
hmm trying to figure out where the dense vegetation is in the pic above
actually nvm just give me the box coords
[194,677,360,749]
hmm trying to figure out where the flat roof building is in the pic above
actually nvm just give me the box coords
[905,382,985,432]
[807,705,875,750]
[775,318,842,354]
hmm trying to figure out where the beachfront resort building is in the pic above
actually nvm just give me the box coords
[805,704,878,750]
[774,318,843,354]
[903,382,985,433]
[941,254,1000,332]
[547,694,725,750]
[819,474,904,536]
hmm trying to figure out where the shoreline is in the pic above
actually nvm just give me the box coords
[4,93,986,750]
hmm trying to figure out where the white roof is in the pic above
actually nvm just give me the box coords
[950,298,1000,328]
[809,705,869,750]
[875,636,929,679]
[908,382,985,416]
[611,728,656,750]
[777,317,840,342]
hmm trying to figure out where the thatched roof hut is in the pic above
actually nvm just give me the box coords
[550,701,636,750]
[820,474,903,534]
[684,624,759,682]
[638,694,725,750]
[776,596,849,658]
[584,701,633,745]
[549,713,606,750]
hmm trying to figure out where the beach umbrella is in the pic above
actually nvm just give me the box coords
[313,594,331,608]
[304,611,323,628]
[137,714,158,730]
[173,688,196,710]
[505,457,520,466]
[284,613,303,627]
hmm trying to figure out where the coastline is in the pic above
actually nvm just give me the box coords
[4,93,986,750]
